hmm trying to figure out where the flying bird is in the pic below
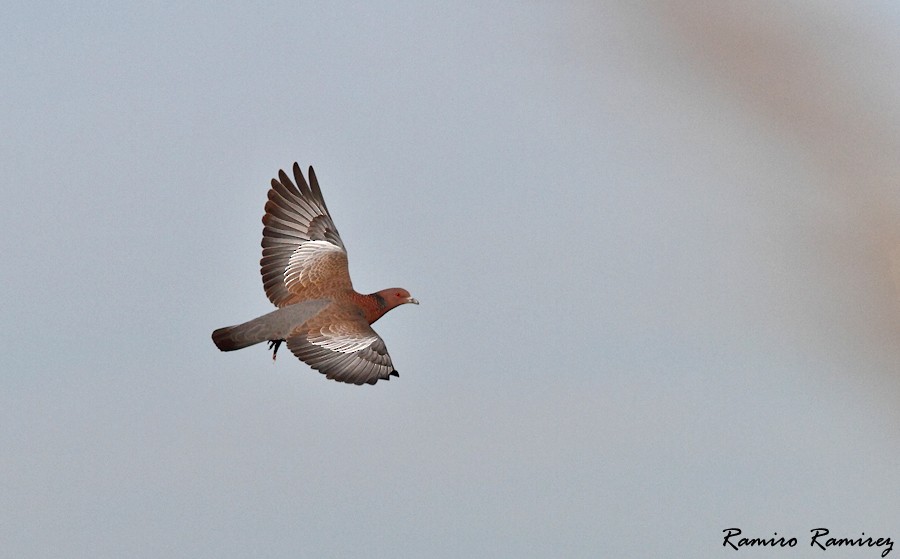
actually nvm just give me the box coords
[212,163,418,385]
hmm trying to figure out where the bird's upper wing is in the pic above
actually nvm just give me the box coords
[286,305,398,385]
[261,163,352,307]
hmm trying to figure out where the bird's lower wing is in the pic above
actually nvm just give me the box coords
[286,314,398,385]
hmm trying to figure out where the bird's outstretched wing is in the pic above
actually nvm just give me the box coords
[286,305,398,385]
[261,163,352,307]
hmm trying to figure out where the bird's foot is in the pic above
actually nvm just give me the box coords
[268,339,284,362]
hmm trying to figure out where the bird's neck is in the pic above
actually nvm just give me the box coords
[350,291,390,324]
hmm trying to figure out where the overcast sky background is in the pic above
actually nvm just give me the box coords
[3,2,900,557]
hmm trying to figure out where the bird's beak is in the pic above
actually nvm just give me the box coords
[407,297,420,305]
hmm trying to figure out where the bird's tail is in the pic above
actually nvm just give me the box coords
[211,300,330,353]
[212,317,274,352]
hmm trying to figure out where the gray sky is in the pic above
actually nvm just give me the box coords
[3,2,900,557]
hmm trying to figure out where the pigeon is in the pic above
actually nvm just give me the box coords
[212,163,418,385]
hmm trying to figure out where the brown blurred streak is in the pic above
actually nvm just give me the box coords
[658,1,900,325]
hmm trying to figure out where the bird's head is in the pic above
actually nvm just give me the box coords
[367,288,418,324]
[379,288,419,308]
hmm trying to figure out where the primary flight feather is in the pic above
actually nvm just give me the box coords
[212,163,418,385]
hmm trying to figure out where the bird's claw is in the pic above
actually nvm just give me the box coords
[268,339,284,362]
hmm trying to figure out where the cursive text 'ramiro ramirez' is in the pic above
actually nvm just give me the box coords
[722,528,893,557]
